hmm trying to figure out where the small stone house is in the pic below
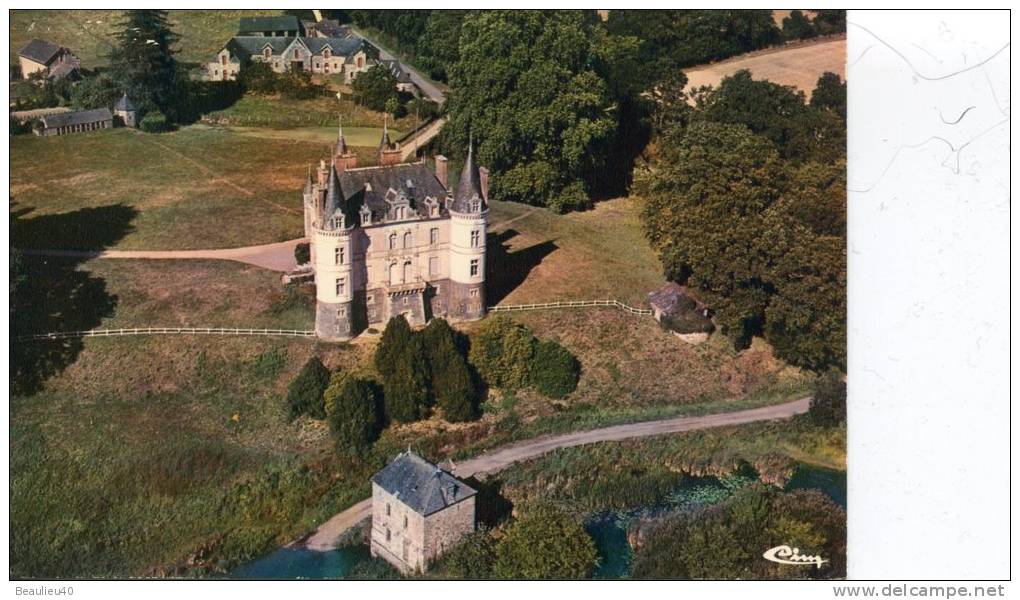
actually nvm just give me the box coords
[113,93,138,128]
[381,59,418,95]
[37,108,113,136]
[370,451,477,574]
[648,282,714,343]
[17,39,80,81]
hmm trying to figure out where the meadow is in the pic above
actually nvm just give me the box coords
[10,9,285,67]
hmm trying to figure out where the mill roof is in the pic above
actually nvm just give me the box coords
[40,108,112,129]
[372,451,477,517]
[18,39,64,65]
[238,15,301,34]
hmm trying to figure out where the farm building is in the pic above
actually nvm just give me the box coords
[204,35,376,82]
[370,451,477,574]
[648,282,714,343]
[237,15,302,37]
[36,108,113,137]
[17,38,80,81]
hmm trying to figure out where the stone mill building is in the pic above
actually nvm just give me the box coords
[370,451,477,574]
[303,122,489,341]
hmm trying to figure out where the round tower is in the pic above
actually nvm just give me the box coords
[447,138,488,321]
[314,164,357,341]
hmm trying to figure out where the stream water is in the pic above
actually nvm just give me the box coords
[229,464,846,580]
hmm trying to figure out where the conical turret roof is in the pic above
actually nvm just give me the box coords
[322,163,344,228]
[452,135,484,212]
[336,115,348,155]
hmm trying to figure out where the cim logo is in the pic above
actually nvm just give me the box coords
[762,545,828,568]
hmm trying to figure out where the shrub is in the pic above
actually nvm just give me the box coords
[326,376,381,457]
[435,528,495,578]
[530,339,580,399]
[809,368,846,426]
[251,347,287,380]
[294,242,310,265]
[469,316,535,390]
[139,109,170,133]
[9,117,34,136]
[285,356,330,420]
[493,503,598,579]
[421,319,479,422]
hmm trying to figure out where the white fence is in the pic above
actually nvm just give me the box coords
[15,327,316,342]
[489,300,652,316]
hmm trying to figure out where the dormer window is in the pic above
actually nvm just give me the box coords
[263,47,271,58]
[323,47,331,59]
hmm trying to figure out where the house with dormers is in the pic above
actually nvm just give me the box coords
[204,35,377,82]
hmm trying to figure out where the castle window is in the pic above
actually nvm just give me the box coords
[430,228,439,245]
[470,289,479,298]
[403,515,408,529]
[336,277,345,296]
[471,230,480,247]
[386,503,390,516]
[403,231,412,248]
[470,259,479,277]
[221,54,227,65]
[335,247,344,265]
[429,257,439,275]
[337,308,346,317]
[323,47,331,58]
[389,233,397,250]
[367,295,374,304]
[386,528,391,542]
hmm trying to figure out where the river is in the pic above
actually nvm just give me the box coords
[229,464,845,580]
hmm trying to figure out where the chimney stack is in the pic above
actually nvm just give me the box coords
[479,166,490,202]
[434,155,449,189]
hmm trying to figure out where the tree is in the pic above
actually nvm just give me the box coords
[760,162,846,370]
[810,72,847,122]
[530,339,580,399]
[641,121,783,347]
[416,10,468,82]
[421,319,479,422]
[782,10,816,41]
[351,64,397,112]
[285,356,330,420]
[442,10,617,210]
[812,10,847,36]
[69,73,121,112]
[493,503,598,579]
[238,60,279,95]
[375,316,430,423]
[326,376,382,456]
[809,368,846,426]
[108,10,180,114]
[468,316,536,390]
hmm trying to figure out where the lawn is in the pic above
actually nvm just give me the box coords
[12,126,333,251]
[10,9,284,67]
[204,94,417,132]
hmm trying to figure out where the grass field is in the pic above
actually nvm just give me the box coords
[684,36,846,98]
[10,9,284,67]
[11,126,350,251]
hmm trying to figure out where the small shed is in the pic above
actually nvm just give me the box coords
[37,108,114,136]
[648,282,714,343]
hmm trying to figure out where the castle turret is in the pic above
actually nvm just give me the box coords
[333,115,358,172]
[313,164,357,340]
[446,137,487,320]
[377,117,402,166]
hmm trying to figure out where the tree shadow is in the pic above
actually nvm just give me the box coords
[485,229,558,306]
[463,476,514,528]
[10,204,137,396]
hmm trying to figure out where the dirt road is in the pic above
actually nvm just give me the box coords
[301,396,811,551]
[22,238,304,272]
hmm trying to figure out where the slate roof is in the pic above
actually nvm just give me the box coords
[372,451,477,517]
[47,57,80,80]
[451,140,485,213]
[238,15,301,35]
[18,39,63,65]
[337,163,450,224]
[648,282,714,334]
[227,36,368,59]
[114,93,137,112]
[41,108,112,129]
[381,59,413,84]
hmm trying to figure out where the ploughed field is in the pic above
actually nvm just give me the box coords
[684,37,846,99]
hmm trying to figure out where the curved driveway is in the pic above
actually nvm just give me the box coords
[302,396,811,551]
